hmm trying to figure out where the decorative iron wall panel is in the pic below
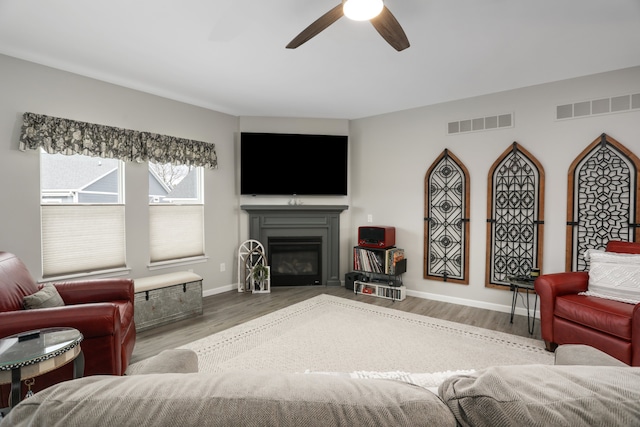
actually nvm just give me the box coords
[424,149,470,284]
[487,143,544,288]
[567,134,640,271]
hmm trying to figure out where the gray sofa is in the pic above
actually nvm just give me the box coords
[2,346,640,426]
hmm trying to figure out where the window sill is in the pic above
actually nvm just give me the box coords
[148,255,209,271]
[40,267,131,283]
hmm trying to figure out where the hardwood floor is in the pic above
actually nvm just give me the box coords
[131,285,542,364]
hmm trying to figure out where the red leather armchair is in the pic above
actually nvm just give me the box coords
[535,241,640,366]
[0,252,136,402]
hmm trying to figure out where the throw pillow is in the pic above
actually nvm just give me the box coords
[580,250,640,304]
[439,365,640,426]
[23,283,65,309]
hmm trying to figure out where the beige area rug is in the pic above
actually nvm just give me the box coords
[128,294,553,377]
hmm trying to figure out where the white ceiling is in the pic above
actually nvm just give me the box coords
[1,0,639,119]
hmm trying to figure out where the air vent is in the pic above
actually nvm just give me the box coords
[556,92,640,120]
[447,113,513,135]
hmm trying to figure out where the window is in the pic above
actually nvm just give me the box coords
[149,162,204,264]
[22,112,217,275]
[486,142,544,288]
[40,151,126,278]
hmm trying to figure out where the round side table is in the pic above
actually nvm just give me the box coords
[0,327,84,414]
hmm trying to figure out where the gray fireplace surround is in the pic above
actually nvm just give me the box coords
[241,205,348,286]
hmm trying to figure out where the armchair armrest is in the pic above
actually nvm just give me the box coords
[535,272,589,347]
[633,305,640,365]
[52,278,134,305]
[534,272,589,297]
[534,272,590,322]
[0,303,121,339]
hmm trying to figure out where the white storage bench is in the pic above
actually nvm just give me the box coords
[134,271,203,332]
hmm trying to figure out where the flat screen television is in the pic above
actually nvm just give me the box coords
[240,132,348,196]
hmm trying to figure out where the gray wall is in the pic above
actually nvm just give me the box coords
[348,66,640,314]
[0,54,238,294]
[2,52,639,316]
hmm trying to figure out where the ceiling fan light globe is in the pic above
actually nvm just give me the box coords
[343,0,384,21]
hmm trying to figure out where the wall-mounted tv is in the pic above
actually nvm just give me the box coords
[240,132,348,196]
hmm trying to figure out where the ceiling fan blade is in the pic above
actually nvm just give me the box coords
[370,6,410,51]
[286,4,344,49]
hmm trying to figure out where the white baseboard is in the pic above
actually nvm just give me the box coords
[203,284,236,297]
[406,288,540,320]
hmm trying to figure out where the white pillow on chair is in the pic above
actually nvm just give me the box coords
[581,250,640,304]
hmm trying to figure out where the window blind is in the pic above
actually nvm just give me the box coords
[41,205,126,277]
[149,205,204,262]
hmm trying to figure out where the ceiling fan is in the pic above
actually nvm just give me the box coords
[286,0,410,51]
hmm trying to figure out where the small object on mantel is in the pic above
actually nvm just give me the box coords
[288,195,303,206]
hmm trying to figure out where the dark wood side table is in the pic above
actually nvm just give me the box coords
[0,327,84,416]
[507,276,538,335]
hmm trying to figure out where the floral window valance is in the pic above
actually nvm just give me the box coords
[19,112,218,168]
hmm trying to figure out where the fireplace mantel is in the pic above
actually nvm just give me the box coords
[241,205,349,213]
[241,205,348,286]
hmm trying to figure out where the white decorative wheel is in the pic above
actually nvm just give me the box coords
[237,240,267,292]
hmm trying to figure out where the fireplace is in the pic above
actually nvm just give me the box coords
[241,205,348,286]
[268,237,322,286]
